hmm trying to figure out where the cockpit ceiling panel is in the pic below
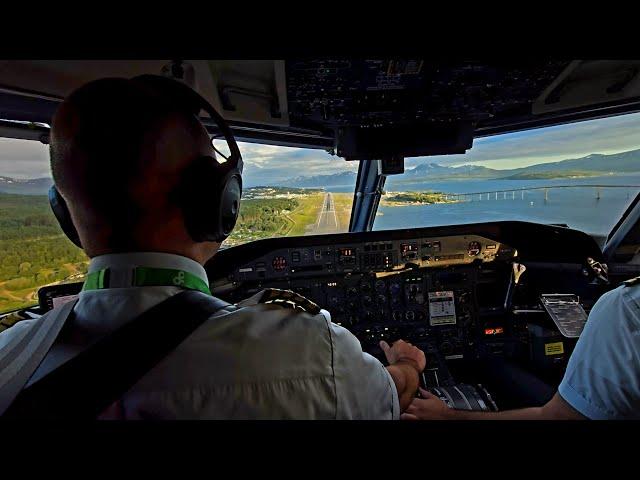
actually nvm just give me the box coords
[0,60,290,127]
[2,60,640,143]
[0,60,172,99]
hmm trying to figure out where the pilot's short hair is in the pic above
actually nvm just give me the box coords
[49,77,205,247]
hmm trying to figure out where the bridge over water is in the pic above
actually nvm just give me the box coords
[441,184,640,202]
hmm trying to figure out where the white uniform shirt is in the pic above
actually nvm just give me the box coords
[0,252,399,420]
[558,283,640,419]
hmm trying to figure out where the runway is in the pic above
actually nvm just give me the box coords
[311,192,339,234]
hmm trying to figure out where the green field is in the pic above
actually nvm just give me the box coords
[0,190,353,313]
[332,193,354,231]
[0,193,89,312]
[226,191,352,242]
[287,192,325,236]
[381,191,455,206]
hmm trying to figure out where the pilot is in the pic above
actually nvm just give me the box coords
[401,279,640,420]
[0,77,426,419]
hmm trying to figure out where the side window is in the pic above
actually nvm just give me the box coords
[0,189,89,313]
[0,138,89,313]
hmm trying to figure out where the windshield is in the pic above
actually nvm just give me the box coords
[374,112,640,241]
[223,143,356,247]
[0,139,355,313]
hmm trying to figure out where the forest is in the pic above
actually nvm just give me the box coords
[0,188,345,312]
[0,193,89,312]
[0,192,316,312]
[225,197,300,245]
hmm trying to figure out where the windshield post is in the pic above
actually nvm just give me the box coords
[350,159,385,232]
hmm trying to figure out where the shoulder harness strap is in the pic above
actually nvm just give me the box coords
[2,290,236,419]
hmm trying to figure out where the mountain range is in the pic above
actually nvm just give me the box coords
[279,148,640,187]
[277,170,358,188]
[0,176,53,195]
[4,148,640,194]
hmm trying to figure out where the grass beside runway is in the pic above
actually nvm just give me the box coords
[288,192,353,235]
[286,192,326,236]
[331,193,354,231]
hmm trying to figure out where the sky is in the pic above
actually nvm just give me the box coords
[3,111,640,184]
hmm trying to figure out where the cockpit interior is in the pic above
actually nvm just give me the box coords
[2,59,640,413]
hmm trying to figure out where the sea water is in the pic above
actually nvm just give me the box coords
[330,174,640,238]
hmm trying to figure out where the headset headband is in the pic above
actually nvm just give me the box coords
[130,74,243,174]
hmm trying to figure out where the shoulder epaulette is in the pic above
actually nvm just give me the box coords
[0,311,27,333]
[623,275,640,287]
[257,288,321,315]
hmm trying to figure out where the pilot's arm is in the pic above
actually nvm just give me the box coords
[379,340,426,412]
[326,321,424,419]
[402,284,640,420]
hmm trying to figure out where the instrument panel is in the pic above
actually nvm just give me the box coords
[213,234,517,361]
[227,234,515,283]
[206,221,604,408]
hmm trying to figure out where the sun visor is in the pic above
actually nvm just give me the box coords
[202,60,290,128]
[0,60,290,128]
[533,60,640,115]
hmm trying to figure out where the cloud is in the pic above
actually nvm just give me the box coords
[0,138,50,178]
[406,111,640,169]
[0,137,357,186]
[238,143,358,187]
[3,111,640,181]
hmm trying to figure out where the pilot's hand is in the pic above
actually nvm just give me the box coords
[400,388,453,420]
[379,339,426,373]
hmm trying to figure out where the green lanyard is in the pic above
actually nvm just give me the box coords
[82,267,212,296]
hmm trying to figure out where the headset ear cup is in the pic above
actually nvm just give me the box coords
[48,186,82,248]
[217,171,242,241]
[176,157,242,243]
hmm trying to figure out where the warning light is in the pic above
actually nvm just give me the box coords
[484,327,504,335]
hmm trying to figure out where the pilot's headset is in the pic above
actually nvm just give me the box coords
[48,74,244,247]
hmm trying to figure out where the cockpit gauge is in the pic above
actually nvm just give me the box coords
[400,243,419,261]
[467,241,481,256]
[272,256,288,271]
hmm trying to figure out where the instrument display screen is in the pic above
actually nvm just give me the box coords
[428,291,456,325]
